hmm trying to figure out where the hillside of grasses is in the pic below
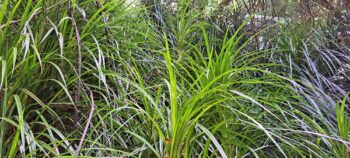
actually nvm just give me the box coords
[0,0,349,157]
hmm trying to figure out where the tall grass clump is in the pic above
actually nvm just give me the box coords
[0,0,349,157]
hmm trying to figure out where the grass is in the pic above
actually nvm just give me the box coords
[0,0,349,157]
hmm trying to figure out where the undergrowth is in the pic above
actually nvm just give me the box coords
[0,0,349,157]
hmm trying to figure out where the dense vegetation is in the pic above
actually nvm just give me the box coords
[0,0,349,157]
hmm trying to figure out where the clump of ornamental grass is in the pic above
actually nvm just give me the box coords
[0,0,349,157]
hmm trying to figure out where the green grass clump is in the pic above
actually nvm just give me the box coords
[0,0,349,157]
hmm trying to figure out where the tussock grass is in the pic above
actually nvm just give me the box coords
[0,0,349,157]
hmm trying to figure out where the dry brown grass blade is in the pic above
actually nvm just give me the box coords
[75,90,95,158]
[67,0,83,128]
